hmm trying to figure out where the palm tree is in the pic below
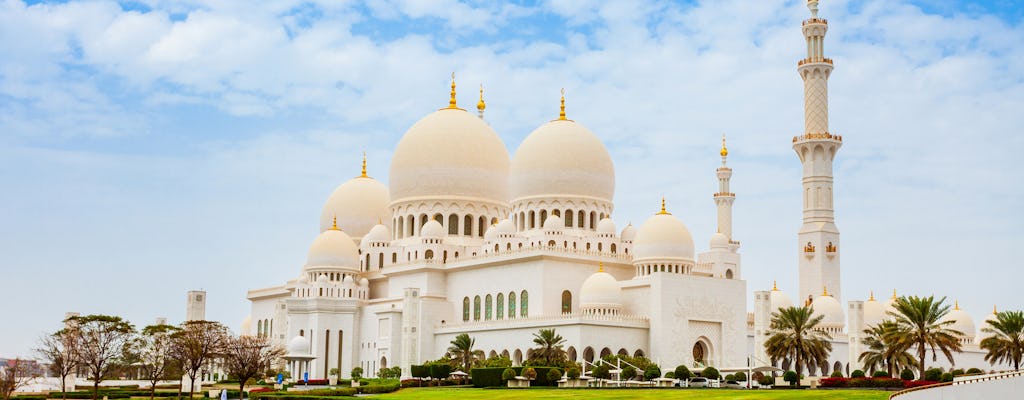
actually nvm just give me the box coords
[858,321,916,377]
[764,306,833,380]
[887,295,963,379]
[980,310,1024,371]
[447,333,483,373]
[530,328,567,367]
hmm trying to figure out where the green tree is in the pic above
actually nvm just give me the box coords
[887,295,963,379]
[481,354,512,368]
[545,368,562,382]
[701,367,720,380]
[620,366,637,381]
[783,370,798,385]
[0,359,37,400]
[170,320,230,399]
[67,315,136,400]
[900,368,915,380]
[764,306,833,380]
[643,366,661,381]
[501,368,516,381]
[858,320,916,377]
[446,333,483,373]
[529,329,567,367]
[591,364,610,380]
[567,367,580,379]
[980,310,1024,371]
[350,367,363,380]
[673,365,692,380]
[521,367,537,380]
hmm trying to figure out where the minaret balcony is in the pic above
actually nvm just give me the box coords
[792,132,843,143]
[798,57,833,66]
[713,192,735,198]
[802,18,828,26]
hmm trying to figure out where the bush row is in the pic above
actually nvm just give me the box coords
[247,383,398,400]
[470,367,560,388]
[819,377,935,388]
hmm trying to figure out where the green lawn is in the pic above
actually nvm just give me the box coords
[375,387,893,399]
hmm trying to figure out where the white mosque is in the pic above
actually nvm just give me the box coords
[244,0,994,380]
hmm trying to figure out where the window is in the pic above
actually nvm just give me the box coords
[473,295,481,321]
[565,211,573,227]
[521,290,529,317]
[561,290,572,314]
[425,249,434,259]
[464,215,473,236]
[485,294,492,320]
[496,293,504,319]
[508,292,516,319]
[449,214,459,235]
[462,297,470,321]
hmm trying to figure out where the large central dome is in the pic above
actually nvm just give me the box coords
[389,108,510,205]
[510,119,614,202]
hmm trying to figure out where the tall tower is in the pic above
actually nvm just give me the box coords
[186,290,206,321]
[714,134,736,242]
[794,0,843,303]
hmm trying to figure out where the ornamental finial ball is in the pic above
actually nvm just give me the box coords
[447,72,458,109]
[720,133,729,157]
[559,88,567,120]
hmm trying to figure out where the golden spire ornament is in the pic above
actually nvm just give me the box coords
[598,262,604,272]
[869,291,875,301]
[558,88,567,120]
[446,72,460,109]
[359,151,368,178]
[477,84,486,118]
[720,133,729,157]
[772,280,778,291]
[657,197,671,215]
[331,215,339,231]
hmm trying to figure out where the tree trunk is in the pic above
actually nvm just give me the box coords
[60,372,68,400]
[918,343,926,380]
[239,381,246,400]
[187,375,196,399]
[795,353,802,385]
[93,379,100,400]
[149,380,155,400]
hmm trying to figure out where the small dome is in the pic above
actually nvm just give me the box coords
[342,274,354,288]
[288,336,310,355]
[632,211,695,262]
[770,286,794,312]
[359,277,369,287]
[360,223,391,247]
[493,219,515,235]
[390,108,510,205]
[941,303,976,339]
[316,274,329,284]
[976,308,999,344]
[240,315,252,336]
[543,215,564,230]
[320,175,390,239]
[580,268,622,310]
[510,120,615,203]
[306,228,360,268]
[596,218,617,235]
[421,220,445,238]
[710,232,729,249]
[620,223,637,242]
[811,293,845,328]
[863,297,887,327]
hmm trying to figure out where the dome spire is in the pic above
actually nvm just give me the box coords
[359,151,368,178]
[477,83,486,119]
[558,88,567,120]
[772,280,778,291]
[446,72,460,110]
[657,197,671,215]
[869,290,875,301]
[822,286,830,296]
[720,133,729,158]
[954,300,960,310]
[331,215,339,231]
[892,288,897,300]
[598,262,604,272]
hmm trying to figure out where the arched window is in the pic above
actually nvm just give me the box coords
[561,290,572,314]
[409,214,416,237]
[397,216,404,239]
[610,244,616,254]
[365,254,371,271]
[508,292,516,319]
[462,297,470,322]
[478,216,486,237]
[528,211,536,229]
[578,210,585,228]
[540,210,547,227]
[257,320,263,337]
[473,295,481,321]
[598,243,602,252]
[392,253,397,263]
[520,290,528,317]
[496,293,504,319]
[424,250,434,259]
[464,215,473,236]
[565,210,573,227]
[378,254,384,269]
[448,214,459,235]
[590,212,597,229]
[726,269,734,279]
[485,294,492,320]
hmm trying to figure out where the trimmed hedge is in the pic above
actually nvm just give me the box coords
[49,392,131,399]
[819,377,912,388]
[250,388,357,400]
[207,390,241,398]
[471,367,561,388]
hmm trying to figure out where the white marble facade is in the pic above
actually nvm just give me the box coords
[245,1,996,380]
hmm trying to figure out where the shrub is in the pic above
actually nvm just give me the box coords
[621,366,637,381]
[481,355,513,368]
[830,370,843,378]
[725,374,735,381]
[522,367,537,380]
[546,368,562,382]
[410,365,429,379]
[734,371,747,381]
[566,367,580,379]
[851,370,865,378]
[501,368,516,381]
[399,379,421,388]
[249,388,358,400]
[846,378,904,388]
[904,380,939,389]
[350,367,362,380]
[12,396,46,400]
[429,364,451,380]
[643,366,661,381]
[940,373,954,382]
[783,370,798,385]
[820,377,848,388]
[701,367,720,380]
[758,376,774,386]
[966,368,983,375]
[592,365,611,380]
[950,369,964,377]
[329,368,339,378]
[674,365,692,380]
[355,382,400,394]
[900,368,915,380]
[924,368,943,382]
[872,370,891,378]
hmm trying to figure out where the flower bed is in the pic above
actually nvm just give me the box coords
[819,377,938,389]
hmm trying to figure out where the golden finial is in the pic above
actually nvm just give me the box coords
[447,72,458,109]
[477,84,486,117]
[331,215,339,231]
[993,305,998,314]
[378,216,383,225]
[657,197,670,215]
[869,291,875,301]
[822,286,829,296]
[598,262,604,272]
[720,133,728,157]
[892,289,897,300]
[558,88,567,120]
[772,281,778,291]
[359,151,368,178]
[954,300,960,310]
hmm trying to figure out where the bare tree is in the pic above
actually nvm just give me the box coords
[35,329,80,400]
[222,335,285,400]
[1,359,39,400]
[68,315,136,400]
[139,325,180,400]
[171,321,229,399]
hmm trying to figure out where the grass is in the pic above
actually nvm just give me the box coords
[374,387,893,399]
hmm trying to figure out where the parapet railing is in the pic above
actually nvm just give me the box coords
[888,370,1024,399]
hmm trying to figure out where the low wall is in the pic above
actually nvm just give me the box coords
[892,371,1024,400]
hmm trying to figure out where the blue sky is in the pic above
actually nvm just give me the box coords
[1,0,1022,357]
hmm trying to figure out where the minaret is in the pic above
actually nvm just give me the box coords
[794,0,843,302]
[186,290,206,321]
[714,134,736,244]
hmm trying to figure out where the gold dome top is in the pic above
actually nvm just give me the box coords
[720,133,728,157]
[330,215,339,231]
[477,84,486,112]
[558,88,567,121]
[657,197,671,215]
